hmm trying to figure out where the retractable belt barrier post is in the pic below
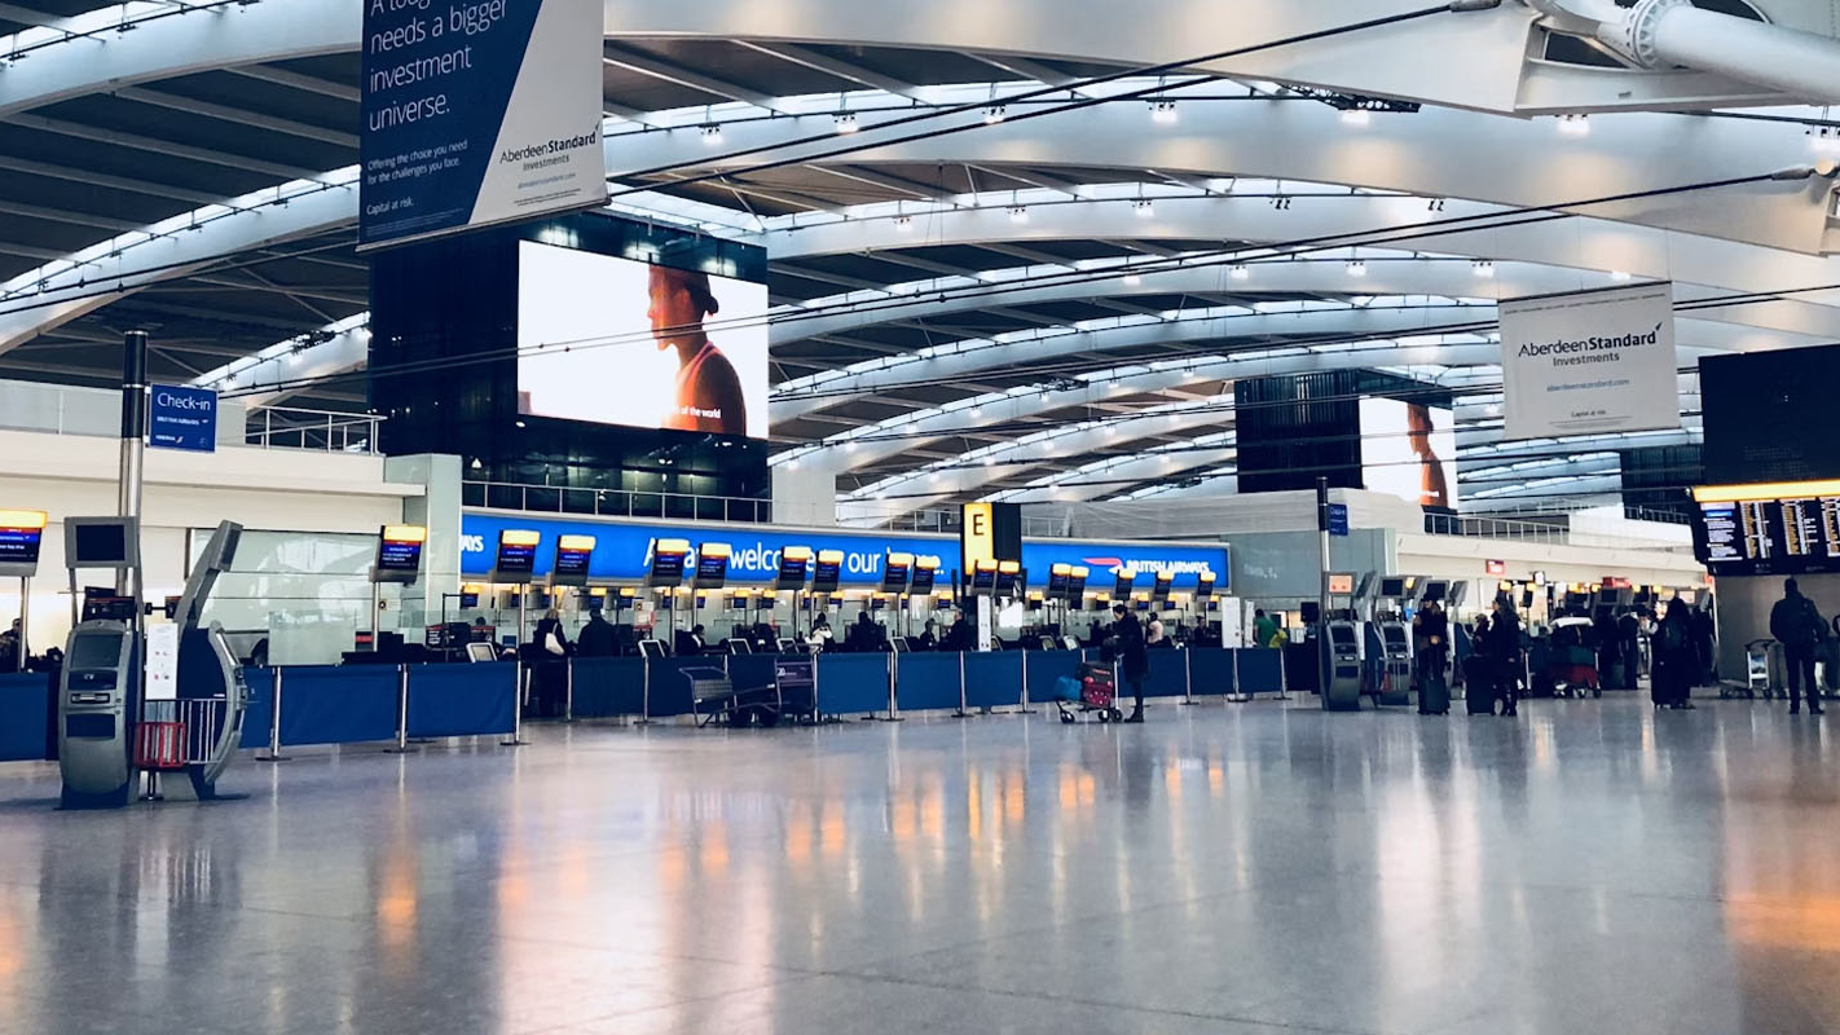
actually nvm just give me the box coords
[500,661,527,746]
[1229,649,1250,703]
[563,659,575,724]
[385,665,413,753]
[1182,648,1197,706]
[1018,650,1037,714]
[954,651,971,718]
[885,652,901,722]
[260,667,290,761]
[636,657,653,727]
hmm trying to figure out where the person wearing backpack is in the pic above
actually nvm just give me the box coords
[1771,578,1827,715]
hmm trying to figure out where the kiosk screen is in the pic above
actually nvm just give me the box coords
[648,539,691,584]
[994,562,1021,597]
[74,523,127,565]
[881,552,912,594]
[1047,564,1071,599]
[777,547,812,590]
[693,544,731,589]
[971,564,997,594]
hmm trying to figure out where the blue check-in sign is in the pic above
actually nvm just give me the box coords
[148,384,217,452]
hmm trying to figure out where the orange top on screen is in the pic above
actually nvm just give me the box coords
[1051,563,1072,576]
[1070,566,1089,578]
[0,509,47,530]
[698,542,732,558]
[500,529,542,547]
[782,545,814,561]
[975,558,999,572]
[557,534,597,551]
[998,560,1021,574]
[817,549,845,564]
[887,552,915,566]
[916,555,941,570]
[382,524,427,543]
[654,538,692,554]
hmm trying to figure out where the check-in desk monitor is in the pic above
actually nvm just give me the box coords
[971,559,998,596]
[372,524,426,585]
[0,509,46,578]
[882,552,913,594]
[494,529,541,584]
[693,542,731,590]
[994,560,1021,599]
[1113,568,1138,600]
[646,538,691,589]
[910,556,940,595]
[777,546,813,591]
[551,534,596,588]
[811,550,844,595]
[1047,563,1072,600]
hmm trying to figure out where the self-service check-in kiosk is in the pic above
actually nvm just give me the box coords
[369,524,425,654]
[777,546,813,636]
[1321,571,1363,711]
[492,528,541,648]
[58,516,144,807]
[882,551,912,635]
[550,534,595,590]
[59,518,244,807]
[1365,575,1414,707]
[0,508,46,671]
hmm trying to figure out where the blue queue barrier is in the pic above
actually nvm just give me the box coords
[240,667,274,750]
[277,665,399,747]
[964,651,1024,710]
[1145,649,1188,698]
[727,654,778,697]
[642,657,703,718]
[0,671,50,761]
[1236,648,1285,694]
[895,652,962,713]
[570,657,645,718]
[817,654,890,716]
[406,663,517,739]
[1187,648,1237,697]
[1025,650,1084,705]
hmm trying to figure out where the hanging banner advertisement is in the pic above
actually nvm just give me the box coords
[1498,282,1680,441]
[358,0,607,251]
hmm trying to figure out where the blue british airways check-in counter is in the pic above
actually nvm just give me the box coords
[458,513,1229,589]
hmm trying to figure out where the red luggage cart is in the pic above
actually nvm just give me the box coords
[1056,661,1124,724]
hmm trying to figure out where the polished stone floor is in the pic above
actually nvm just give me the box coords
[3,695,1840,1034]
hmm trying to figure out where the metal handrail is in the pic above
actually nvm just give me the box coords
[1422,512,1689,550]
[246,407,385,455]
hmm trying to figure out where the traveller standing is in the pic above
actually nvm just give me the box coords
[1111,604,1149,723]
[1770,578,1826,715]
[576,610,617,658]
[1490,598,1521,717]
[1690,604,1717,685]
[1653,599,1696,710]
[1254,608,1280,649]
[530,608,570,718]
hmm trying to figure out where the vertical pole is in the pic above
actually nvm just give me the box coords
[261,667,289,762]
[15,576,26,673]
[563,658,575,723]
[118,331,147,601]
[369,581,382,652]
[387,664,411,753]
[1316,476,1332,707]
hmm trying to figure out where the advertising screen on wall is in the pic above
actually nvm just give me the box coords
[516,241,769,439]
[1701,343,1840,484]
[1359,398,1457,510]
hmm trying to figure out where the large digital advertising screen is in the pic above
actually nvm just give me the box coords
[516,241,769,439]
[1359,397,1457,510]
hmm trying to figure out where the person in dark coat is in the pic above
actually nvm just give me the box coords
[1111,604,1149,723]
[1616,608,1642,690]
[1653,599,1696,710]
[915,619,939,651]
[576,611,617,658]
[1689,604,1717,686]
[1489,598,1522,717]
[528,608,570,718]
[1771,578,1826,715]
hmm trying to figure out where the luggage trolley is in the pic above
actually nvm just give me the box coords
[1725,638,1778,700]
[1052,660,1123,723]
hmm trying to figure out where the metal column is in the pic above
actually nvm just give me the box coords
[1316,476,1331,707]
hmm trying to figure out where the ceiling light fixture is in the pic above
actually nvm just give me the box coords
[895,214,914,232]
[1122,272,1143,286]
[1346,260,1368,277]
[1008,206,1029,224]
[1149,100,1178,125]
[833,111,858,134]
[1340,108,1370,128]
[699,123,723,145]
[985,105,1008,125]
[1471,261,1495,278]
[1609,269,1632,281]
[1132,199,1154,218]
[1229,264,1251,280]
[1557,113,1590,137]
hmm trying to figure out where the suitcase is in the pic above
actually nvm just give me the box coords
[1418,673,1450,715]
[1463,656,1495,715]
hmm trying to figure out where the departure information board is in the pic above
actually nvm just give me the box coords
[1695,495,1840,574]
